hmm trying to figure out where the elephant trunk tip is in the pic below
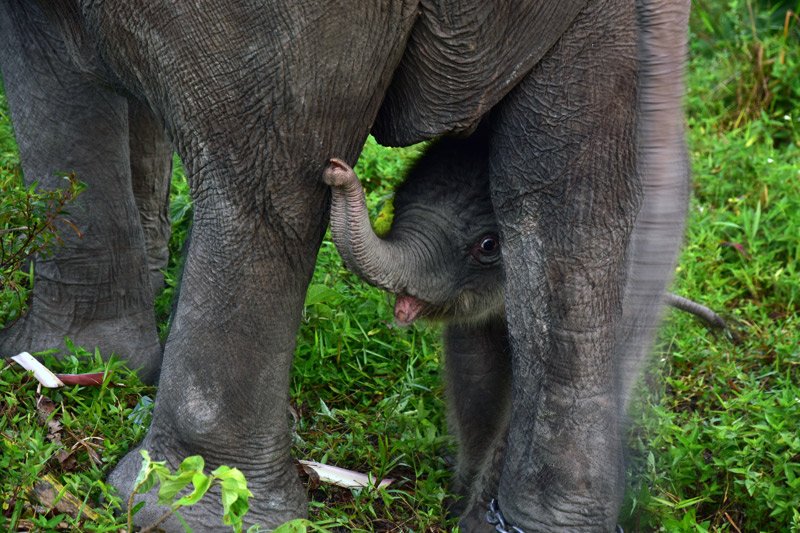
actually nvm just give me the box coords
[323,158,357,189]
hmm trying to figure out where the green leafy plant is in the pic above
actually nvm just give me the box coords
[130,450,253,533]
[0,172,85,327]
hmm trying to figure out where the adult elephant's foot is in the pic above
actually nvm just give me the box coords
[109,433,307,532]
[0,295,162,385]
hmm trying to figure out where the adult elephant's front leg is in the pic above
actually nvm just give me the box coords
[99,2,418,530]
[110,180,324,529]
[485,1,642,530]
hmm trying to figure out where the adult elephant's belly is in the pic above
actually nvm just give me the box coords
[372,0,590,146]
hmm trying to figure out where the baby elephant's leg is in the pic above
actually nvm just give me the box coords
[443,317,511,515]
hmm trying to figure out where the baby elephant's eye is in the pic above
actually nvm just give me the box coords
[471,233,501,263]
[480,236,498,253]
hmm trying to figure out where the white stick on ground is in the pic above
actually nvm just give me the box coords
[10,352,65,388]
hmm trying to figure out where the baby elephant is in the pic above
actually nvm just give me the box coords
[324,134,724,331]
[323,134,504,329]
[323,132,723,519]
[324,132,508,517]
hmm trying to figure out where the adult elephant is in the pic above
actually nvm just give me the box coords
[0,0,690,531]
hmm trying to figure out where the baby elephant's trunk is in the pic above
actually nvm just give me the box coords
[323,159,409,293]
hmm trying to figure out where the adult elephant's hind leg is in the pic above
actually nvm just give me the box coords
[0,3,161,383]
[484,0,643,530]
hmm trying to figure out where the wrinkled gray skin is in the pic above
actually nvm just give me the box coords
[325,132,720,523]
[326,132,510,521]
[0,0,690,531]
[327,133,719,331]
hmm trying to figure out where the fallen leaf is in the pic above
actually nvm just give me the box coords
[54,373,106,386]
[31,473,99,521]
[296,460,320,491]
[36,396,64,445]
[36,396,57,419]
[297,460,393,490]
[56,449,77,472]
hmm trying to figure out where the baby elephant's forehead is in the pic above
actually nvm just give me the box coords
[395,200,495,242]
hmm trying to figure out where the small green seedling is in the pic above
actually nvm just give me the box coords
[130,450,253,533]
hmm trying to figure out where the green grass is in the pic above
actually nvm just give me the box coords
[1,1,799,530]
[0,345,153,531]
[621,2,800,531]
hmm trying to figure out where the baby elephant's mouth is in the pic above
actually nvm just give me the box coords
[393,293,429,326]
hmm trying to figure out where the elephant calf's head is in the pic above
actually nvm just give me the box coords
[323,133,504,326]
